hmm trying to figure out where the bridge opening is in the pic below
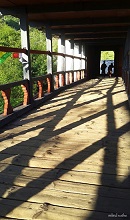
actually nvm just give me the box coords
[100,51,115,76]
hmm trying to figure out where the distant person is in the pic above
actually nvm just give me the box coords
[108,63,114,77]
[101,61,107,77]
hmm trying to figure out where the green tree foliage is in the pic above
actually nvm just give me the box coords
[4,15,20,31]
[101,51,114,61]
[0,16,22,84]
[52,37,58,72]
[30,27,47,76]
[0,16,21,47]
[0,16,23,113]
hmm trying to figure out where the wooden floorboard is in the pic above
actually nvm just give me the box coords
[0,77,130,220]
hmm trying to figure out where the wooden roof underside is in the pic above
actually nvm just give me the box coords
[0,0,130,45]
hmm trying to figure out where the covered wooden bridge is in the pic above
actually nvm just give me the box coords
[0,1,130,219]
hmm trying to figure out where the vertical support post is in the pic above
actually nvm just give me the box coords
[81,44,85,79]
[20,9,33,103]
[70,39,74,83]
[85,44,87,78]
[57,33,65,86]
[78,44,82,80]
[46,25,54,92]
[74,43,80,82]
[65,40,71,85]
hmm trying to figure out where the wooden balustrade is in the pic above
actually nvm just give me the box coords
[77,70,81,81]
[0,70,86,116]
[69,71,73,84]
[21,82,30,105]
[55,75,59,89]
[61,72,65,87]
[0,46,87,116]
[47,75,52,93]
[1,88,13,116]
[37,80,44,98]
[0,79,28,116]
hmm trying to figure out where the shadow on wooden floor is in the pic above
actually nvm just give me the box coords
[0,78,129,219]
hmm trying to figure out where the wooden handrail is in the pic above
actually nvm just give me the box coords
[0,79,28,90]
[0,46,26,53]
[30,50,51,55]
[0,46,86,60]
[32,73,51,82]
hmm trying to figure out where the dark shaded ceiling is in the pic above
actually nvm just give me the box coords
[0,0,130,46]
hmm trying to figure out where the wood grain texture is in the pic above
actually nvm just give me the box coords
[0,78,130,219]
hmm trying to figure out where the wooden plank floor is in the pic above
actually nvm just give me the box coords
[0,77,130,220]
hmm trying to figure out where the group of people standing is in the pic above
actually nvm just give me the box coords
[101,61,114,77]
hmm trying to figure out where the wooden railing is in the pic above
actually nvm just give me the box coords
[0,70,86,116]
[0,46,87,118]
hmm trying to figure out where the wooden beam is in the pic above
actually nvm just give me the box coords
[66,32,127,40]
[27,1,130,14]
[46,17,130,27]
[74,38,125,46]
[52,26,129,35]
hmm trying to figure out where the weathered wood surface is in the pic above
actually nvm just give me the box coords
[0,77,130,220]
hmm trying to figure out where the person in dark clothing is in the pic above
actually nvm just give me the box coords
[108,63,114,77]
[101,61,107,77]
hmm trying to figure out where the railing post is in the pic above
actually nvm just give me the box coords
[47,75,52,93]
[57,33,65,87]
[1,88,13,115]
[66,39,74,84]
[77,70,81,80]
[61,72,65,86]
[70,71,73,84]
[65,40,71,85]
[21,82,30,105]
[46,26,54,92]
[74,43,80,82]
[70,40,74,83]
[37,80,44,98]
[20,9,33,103]
[81,44,85,79]
[55,74,59,89]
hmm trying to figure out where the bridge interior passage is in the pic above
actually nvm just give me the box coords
[0,1,130,219]
[0,1,129,120]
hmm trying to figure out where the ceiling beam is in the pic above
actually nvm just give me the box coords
[27,1,130,13]
[74,38,125,46]
[27,16,130,28]
[52,26,128,35]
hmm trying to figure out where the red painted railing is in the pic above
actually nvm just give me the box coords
[0,46,87,117]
